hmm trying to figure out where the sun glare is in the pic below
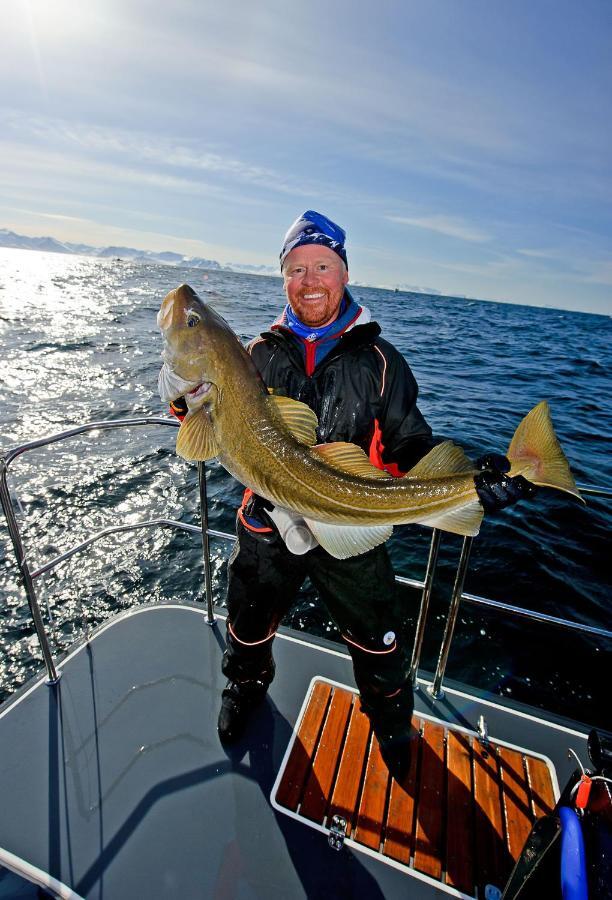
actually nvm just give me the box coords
[0,247,111,322]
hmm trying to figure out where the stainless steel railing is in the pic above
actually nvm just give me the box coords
[1,418,610,696]
[421,481,611,698]
[0,418,212,686]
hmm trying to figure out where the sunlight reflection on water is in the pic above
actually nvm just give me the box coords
[0,248,610,727]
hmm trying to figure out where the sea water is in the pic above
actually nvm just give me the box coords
[0,248,610,727]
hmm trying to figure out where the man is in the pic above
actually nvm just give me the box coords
[170,210,534,780]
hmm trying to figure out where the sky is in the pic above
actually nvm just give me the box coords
[1,0,611,314]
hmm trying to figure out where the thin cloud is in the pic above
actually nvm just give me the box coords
[1,112,319,198]
[581,262,612,286]
[516,248,559,259]
[516,246,612,284]
[0,141,224,196]
[387,214,491,243]
[435,256,521,277]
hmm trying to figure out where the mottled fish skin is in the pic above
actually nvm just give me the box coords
[158,284,581,546]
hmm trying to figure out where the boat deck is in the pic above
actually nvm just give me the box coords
[0,603,589,899]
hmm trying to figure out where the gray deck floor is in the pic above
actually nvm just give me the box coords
[0,604,589,899]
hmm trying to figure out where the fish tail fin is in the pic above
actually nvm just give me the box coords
[507,401,583,501]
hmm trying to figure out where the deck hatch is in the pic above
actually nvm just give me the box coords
[271,678,557,898]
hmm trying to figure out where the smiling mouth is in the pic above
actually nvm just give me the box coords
[187,382,212,400]
[302,292,326,300]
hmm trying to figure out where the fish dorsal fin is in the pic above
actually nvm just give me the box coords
[405,441,476,479]
[176,408,220,461]
[267,395,318,446]
[303,518,393,559]
[311,442,391,480]
[418,500,484,537]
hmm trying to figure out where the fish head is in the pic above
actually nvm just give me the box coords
[157,284,225,411]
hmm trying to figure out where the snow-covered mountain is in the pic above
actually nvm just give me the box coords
[0,229,74,254]
[0,229,278,276]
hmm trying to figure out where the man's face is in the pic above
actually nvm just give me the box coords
[282,244,349,328]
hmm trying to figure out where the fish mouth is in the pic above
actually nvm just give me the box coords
[187,382,212,400]
[158,361,205,404]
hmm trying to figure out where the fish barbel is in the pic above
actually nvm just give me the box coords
[157,284,582,559]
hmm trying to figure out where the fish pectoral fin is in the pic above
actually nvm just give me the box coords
[176,408,220,461]
[404,441,476,479]
[267,395,319,446]
[311,443,391,479]
[418,499,484,537]
[303,519,393,559]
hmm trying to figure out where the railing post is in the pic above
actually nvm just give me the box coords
[197,462,216,626]
[0,460,60,685]
[409,528,442,685]
[428,535,474,700]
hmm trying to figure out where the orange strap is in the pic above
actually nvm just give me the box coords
[238,488,274,534]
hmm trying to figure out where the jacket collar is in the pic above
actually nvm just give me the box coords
[261,320,381,369]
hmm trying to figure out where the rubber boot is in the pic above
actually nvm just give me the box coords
[217,679,268,744]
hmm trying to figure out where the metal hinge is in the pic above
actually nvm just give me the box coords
[328,814,347,851]
[477,714,490,751]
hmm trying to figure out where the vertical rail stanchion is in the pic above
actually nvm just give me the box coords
[428,535,474,700]
[0,460,60,684]
[409,528,442,685]
[197,462,216,626]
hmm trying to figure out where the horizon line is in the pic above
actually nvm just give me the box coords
[0,226,608,318]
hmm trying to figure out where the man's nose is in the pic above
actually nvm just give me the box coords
[302,267,318,285]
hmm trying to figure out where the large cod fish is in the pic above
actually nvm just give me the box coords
[157,284,582,559]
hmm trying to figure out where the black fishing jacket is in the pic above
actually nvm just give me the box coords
[249,322,435,475]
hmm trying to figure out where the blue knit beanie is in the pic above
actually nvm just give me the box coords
[280,210,348,269]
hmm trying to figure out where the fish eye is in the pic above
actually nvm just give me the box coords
[186,311,201,328]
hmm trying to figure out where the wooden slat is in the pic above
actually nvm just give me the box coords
[355,734,390,850]
[525,755,555,818]
[300,687,353,823]
[473,742,512,892]
[445,729,474,893]
[383,717,422,864]
[413,721,446,879]
[328,701,371,829]
[498,747,533,860]
[275,681,331,811]
[276,680,561,897]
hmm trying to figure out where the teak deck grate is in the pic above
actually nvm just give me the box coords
[272,679,557,898]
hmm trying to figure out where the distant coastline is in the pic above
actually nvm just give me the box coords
[0,227,279,278]
[0,226,461,300]
[3,227,605,315]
